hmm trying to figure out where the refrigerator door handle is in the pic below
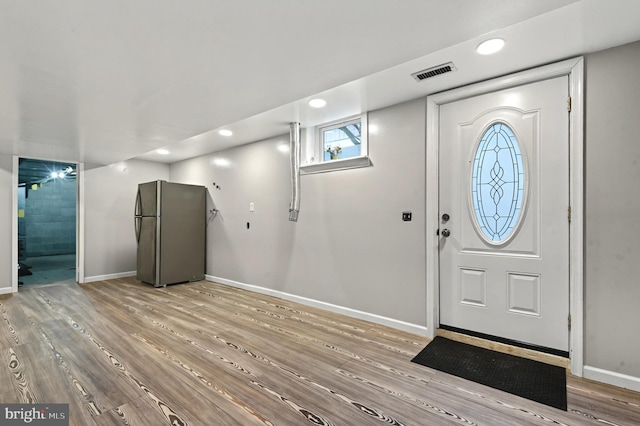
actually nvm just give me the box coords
[134,217,141,244]
[135,189,142,216]
[134,189,142,244]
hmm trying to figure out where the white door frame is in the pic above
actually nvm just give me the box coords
[425,57,584,376]
[11,155,85,291]
[11,156,18,293]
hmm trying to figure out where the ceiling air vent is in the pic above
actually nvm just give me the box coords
[411,62,456,82]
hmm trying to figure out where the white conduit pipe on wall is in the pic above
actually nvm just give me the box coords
[289,122,301,221]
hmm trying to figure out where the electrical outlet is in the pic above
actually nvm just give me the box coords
[402,211,412,222]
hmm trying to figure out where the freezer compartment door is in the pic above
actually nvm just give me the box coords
[136,216,158,285]
[136,181,159,217]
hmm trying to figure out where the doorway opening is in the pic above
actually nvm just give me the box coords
[17,158,77,287]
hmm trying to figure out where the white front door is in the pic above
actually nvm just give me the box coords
[439,76,570,352]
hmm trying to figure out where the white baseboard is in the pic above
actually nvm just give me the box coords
[84,271,137,283]
[206,275,429,336]
[584,365,640,393]
[0,287,14,295]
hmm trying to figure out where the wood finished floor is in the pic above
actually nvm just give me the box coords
[1,278,639,425]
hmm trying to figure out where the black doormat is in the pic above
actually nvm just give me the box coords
[411,337,567,410]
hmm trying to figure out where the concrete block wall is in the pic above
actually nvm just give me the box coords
[24,178,76,257]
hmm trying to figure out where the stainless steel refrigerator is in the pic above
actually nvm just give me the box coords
[134,180,206,287]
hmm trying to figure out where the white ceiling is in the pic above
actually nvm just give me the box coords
[1,0,639,166]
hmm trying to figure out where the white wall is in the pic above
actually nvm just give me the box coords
[83,160,169,280]
[170,98,427,327]
[0,154,13,293]
[585,40,640,381]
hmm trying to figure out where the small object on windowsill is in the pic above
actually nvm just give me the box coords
[326,145,342,160]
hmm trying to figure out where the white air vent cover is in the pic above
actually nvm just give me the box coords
[411,62,456,82]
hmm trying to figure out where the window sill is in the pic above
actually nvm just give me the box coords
[300,156,371,175]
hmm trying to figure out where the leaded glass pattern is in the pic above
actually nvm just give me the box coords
[471,122,525,243]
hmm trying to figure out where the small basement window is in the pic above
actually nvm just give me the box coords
[301,114,371,174]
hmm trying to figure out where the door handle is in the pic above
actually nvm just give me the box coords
[135,217,141,244]
[135,189,141,216]
[134,189,142,244]
[441,229,451,238]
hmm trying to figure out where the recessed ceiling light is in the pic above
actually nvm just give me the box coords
[156,149,170,155]
[309,98,327,108]
[476,38,505,55]
[219,129,233,136]
[213,158,231,167]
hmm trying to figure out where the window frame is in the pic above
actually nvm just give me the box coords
[300,113,371,174]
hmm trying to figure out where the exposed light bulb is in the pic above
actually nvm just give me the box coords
[218,129,233,136]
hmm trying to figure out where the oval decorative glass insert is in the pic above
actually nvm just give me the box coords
[471,122,525,243]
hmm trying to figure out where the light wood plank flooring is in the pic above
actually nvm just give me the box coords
[1,278,639,425]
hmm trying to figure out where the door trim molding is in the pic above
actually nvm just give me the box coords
[77,162,85,283]
[425,57,585,376]
[11,156,18,293]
